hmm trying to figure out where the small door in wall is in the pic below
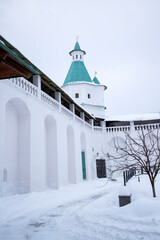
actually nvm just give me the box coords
[96,159,106,178]
[81,151,86,180]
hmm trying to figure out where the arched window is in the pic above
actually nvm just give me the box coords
[75,93,79,98]
[76,55,78,59]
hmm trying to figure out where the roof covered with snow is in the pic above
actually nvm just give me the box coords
[106,112,160,122]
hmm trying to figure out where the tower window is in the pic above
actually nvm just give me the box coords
[73,56,74,60]
[80,55,82,59]
[88,94,91,99]
[75,93,79,98]
[76,55,78,59]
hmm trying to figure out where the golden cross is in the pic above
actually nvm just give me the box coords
[95,71,97,76]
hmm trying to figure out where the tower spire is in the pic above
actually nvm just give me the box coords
[76,35,79,42]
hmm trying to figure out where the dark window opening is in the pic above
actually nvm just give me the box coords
[75,108,81,117]
[94,120,101,126]
[80,55,82,59]
[75,93,79,98]
[88,94,91,99]
[41,81,55,99]
[76,55,78,59]
[73,56,74,60]
[106,121,130,127]
[61,97,70,110]
[85,116,90,123]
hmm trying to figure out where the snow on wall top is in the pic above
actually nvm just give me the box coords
[105,112,160,122]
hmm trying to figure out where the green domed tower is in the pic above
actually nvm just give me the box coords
[62,39,107,118]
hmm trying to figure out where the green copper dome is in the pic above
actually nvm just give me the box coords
[63,61,92,86]
[93,76,100,84]
[74,42,81,51]
[69,41,86,55]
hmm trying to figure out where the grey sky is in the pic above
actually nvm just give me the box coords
[1,0,160,117]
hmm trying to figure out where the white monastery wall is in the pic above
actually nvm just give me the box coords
[1,78,158,196]
[0,78,105,196]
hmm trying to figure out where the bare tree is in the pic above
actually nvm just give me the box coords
[107,128,160,197]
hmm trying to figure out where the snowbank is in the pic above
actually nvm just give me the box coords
[0,175,160,240]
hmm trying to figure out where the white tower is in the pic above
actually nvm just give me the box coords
[62,40,107,118]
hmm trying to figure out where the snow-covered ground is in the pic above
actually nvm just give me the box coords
[0,175,160,240]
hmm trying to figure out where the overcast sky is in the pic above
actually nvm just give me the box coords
[1,0,160,117]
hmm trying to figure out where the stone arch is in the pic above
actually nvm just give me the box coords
[81,132,87,180]
[67,125,76,183]
[45,115,58,189]
[5,97,31,194]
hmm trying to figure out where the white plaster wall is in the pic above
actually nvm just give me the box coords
[45,115,58,189]
[0,79,102,196]
[1,78,151,196]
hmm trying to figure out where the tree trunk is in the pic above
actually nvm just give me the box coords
[151,180,156,197]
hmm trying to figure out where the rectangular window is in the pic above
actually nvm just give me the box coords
[76,55,78,59]
[75,93,79,98]
[88,94,91,99]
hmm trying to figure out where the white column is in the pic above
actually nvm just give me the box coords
[30,111,46,192]
[80,112,85,125]
[33,75,41,98]
[130,121,134,132]
[89,119,94,131]
[69,103,75,119]
[55,92,61,111]
[101,120,106,133]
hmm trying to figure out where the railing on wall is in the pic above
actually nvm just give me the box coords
[7,77,93,130]
[75,115,84,125]
[85,121,92,130]
[9,77,38,97]
[41,91,59,109]
[61,105,74,118]
[135,124,160,131]
[106,126,130,132]
[94,126,103,132]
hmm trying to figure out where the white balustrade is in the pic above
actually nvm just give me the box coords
[41,92,59,109]
[75,115,84,125]
[7,77,97,131]
[94,126,103,132]
[106,126,130,133]
[9,77,38,97]
[135,124,160,131]
[61,105,74,118]
[85,121,92,130]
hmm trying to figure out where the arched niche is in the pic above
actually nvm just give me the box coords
[5,98,31,194]
[45,115,58,189]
